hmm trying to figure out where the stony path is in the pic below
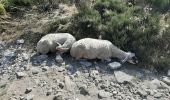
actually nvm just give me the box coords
[0,40,170,100]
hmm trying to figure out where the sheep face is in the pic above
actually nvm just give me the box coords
[122,52,138,64]
[56,46,69,54]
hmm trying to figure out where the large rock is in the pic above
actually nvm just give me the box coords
[114,71,134,83]
[108,62,122,70]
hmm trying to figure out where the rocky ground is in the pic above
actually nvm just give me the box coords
[0,3,170,100]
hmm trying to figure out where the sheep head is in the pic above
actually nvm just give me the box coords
[56,42,69,54]
[121,52,138,64]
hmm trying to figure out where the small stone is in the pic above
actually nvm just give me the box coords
[98,90,112,99]
[53,93,64,100]
[22,53,29,61]
[154,93,162,98]
[59,82,65,89]
[55,55,63,63]
[163,77,170,86]
[58,67,65,72]
[108,62,122,70]
[137,89,147,97]
[46,89,53,96]
[79,61,92,67]
[42,66,49,72]
[24,94,34,100]
[16,72,27,79]
[17,39,24,44]
[90,70,99,79]
[65,64,74,71]
[31,67,40,74]
[114,71,133,83]
[79,85,89,95]
[25,88,32,94]
[167,70,170,76]
[112,91,118,95]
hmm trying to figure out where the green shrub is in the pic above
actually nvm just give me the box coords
[0,3,6,15]
[72,0,170,68]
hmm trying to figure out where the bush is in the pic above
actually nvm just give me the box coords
[0,3,6,15]
[72,0,170,68]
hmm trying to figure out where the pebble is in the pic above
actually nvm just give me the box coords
[53,93,64,100]
[58,67,65,72]
[16,72,27,79]
[16,39,24,44]
[25,87,32,94]
[154,93,162,98]
[137,89,147,97]
[55,55,63,63]
[24,94,34,100]
[31,67,40,74]
[162,77,170,86]
[65,64,74,71]
[90,70,99,79]
[22,53,29,61]
[42,66,49,72]
[59,82,65,89]
[79,85,89,95]
[98,90,112,98]
[108,62,122,70]
[46,89,53,96]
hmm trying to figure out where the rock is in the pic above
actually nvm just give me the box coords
[98,90,112,99]
[58,67,65,72]
[162,77,170,86]
[36,55,48,63]
[53,93,64,100]
[168,70,170,76]
[79,85,89,95]
[79,61,92,67]
[108,62,122,70]
[112,91,118,95]
[90,70,99,79]
[64,76,76,91]
[31,67,40,74]
[59,82,65,89]
[42,66,49,72]
[154,93,162,98]
[137,89,147,97]
[24,94,34,100]
[16,39,24,44]
[55,55,63,63]
[65,64,74,71]
[46,89,53,96]
[22,53,29,61]
[114,71,134,83]
[3,50,16,63]
[16,72,27,79]
[150,79,170,90]
[25,87,32,94]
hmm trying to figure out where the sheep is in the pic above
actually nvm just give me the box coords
[70,38,138,64]
[37,33,76,54]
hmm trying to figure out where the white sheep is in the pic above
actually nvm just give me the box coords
[37,33,76,54]
[70,38,138,64]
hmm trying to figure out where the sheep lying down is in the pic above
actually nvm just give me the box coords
[37,33,76,54]
[70,38,138,64]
